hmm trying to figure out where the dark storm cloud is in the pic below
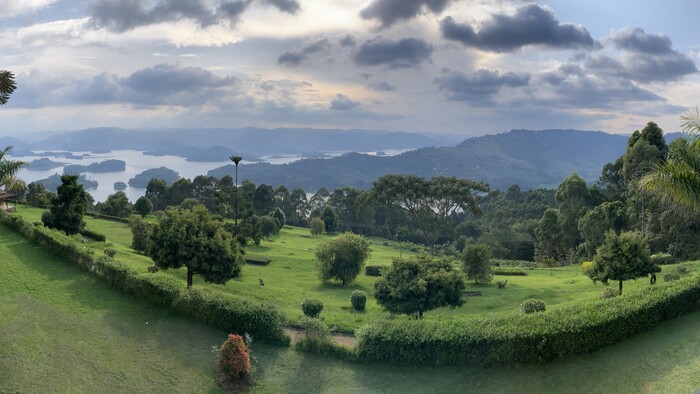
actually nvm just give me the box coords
[353,37,433,69]
[339,35,357,48]
[87,0,299,32]
[360,0,453,28]
[440,4,595,53]
[367,81,397,91]
[434,69,529,103]
[277,38,331,67]
[330,94,362,110]
[609,27,673,54]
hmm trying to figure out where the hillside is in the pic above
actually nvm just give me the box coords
[209,129,634,190]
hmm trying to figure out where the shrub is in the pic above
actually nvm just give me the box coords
[217,334,252,379]
[651,253,676,265]
[33,221,43,227]
[104,248,117,258]
[351,291,367,312]
[129,216,151,253]
[490,259,539,268]
[492,267,527,276]
[365,265,383,276]
[310,218,324,236]
[294,316,356,361]
[245,256,272,266]
[301,298,324,318]
[462,244,493,284]
[675,266,690,276]
[357,273,700,366]
[601,287,619,299]
[315,233,369,286]
[82,229,106,242]
[581,261,593,274]
[147,265,160,273]
[664,273,681,282]
[519,299,546,314]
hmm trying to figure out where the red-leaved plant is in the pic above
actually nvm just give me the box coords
[217,334,252,379]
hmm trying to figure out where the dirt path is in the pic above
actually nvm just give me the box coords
[285,328,356,348]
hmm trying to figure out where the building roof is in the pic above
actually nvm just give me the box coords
[0,191,17,200]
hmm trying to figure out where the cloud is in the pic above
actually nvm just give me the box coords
[353,37,433,69]
[87,0,300,32]
[609,27,673,54]
[440,4,595,53]
[278,38,331,66]
[367,81,397,91]
[434,69,529,103]
[0,0,55,17]
[330,94,362,110]
[360,0,453,28]
[339,34,356,48]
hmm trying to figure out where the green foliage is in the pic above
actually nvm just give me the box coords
[519,299,546,314]
[587,231,659,295]
[310,217,324,236]
[365,265,383,276]
[81,229,106,242]
[270,207,286,229]
[601,287,619,299]
[0,69,17,105]
[97,191,132,218]
[217,334,252,379]
[664,273,681,282]
[129,216,152,253]
[357,273,700,366]
[244,256,272,266]
[149,206,244,287]
[315,233,370,286]
[492,267,527,276]
[649,253,675,265]
[555,173,592,254]
[535,208,561,261]
[462,243,493,283]
[294,316,357,361]
[26,182,55,208]
[147,265,159,273]
[0,146,26,190]
[490,259,539,268]
[133,196,153,217]
[374,255,465,318]
[104,248,117,258]
[581,261,593,275]
[351,290,367,312]
[43,175,87,235]
[259,215,279,238]
[301,298,324,318]
[321,206,338,233]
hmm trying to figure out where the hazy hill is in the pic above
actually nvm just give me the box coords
[209,130,635,191]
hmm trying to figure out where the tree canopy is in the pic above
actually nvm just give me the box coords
[42,175,88,235]
[315,232,369,286]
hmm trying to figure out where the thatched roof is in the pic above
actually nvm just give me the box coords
[0,191,17,201]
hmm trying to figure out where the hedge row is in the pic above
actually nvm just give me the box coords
[492,267,528,276]
[356,274,700,366]
[490,259,539,268]
[0,211,289,345]
[82,229,107,242]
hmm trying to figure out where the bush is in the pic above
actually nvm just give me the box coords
[310,218,324,236]
[651,253,676,265]
[365,265,383,276]
[294,316,356,361]
[217,334,252,379]
[462,244,493,284]
[147,265,160,273]
[301,298,324,318]
[581,261,593,274]
[519,299,546,314]
[104,248,117,258]
[82,229,106,242]
[664,273,681,282]
[489,259,539,268]
[316,233,369,286]
[492,267,527,276]
[601,287,619,299]
[129,216,151,253]
[351,291,367,312]
[675,266,691,276]
[356,273,700,366]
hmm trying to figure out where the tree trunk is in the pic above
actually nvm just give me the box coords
[187,268,194,289]
[619,280,623,295]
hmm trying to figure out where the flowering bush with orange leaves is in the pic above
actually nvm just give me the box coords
[217,334,251,379]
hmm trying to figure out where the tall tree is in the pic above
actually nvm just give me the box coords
[253,184,275,215]
[315,233,370,286]
[555,173,591,254]
[535,208,561,261]
[149,205,243,288]
[145,178,168,211]
[0,70,16,105]
[0,146,26,191]
[42,175,87,235]
[98,191,133,218]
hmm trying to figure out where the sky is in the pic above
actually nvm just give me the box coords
[1,0,699,137]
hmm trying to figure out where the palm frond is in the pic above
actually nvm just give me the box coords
[680,107,700,140]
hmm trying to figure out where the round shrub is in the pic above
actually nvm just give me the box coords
[365,265,383,277]
[104,248,117,258]
[664,273,681,282]
[301,298,324,318]
[351,290,367,312]
[147,265,160,273]
[675,266,690,276]
[601,287,619,299]
[215,334,252,389]
[519,299,546,314]
[581,261,593,275]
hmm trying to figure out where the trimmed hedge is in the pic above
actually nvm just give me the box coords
[493,267,527,276]
[520,299,546,314]
[365,265,383,276]
[490,259,538,268]
[245,256,272,266]
[651,253,676,265]
[0,210,289,345]
[356,273,700,366]
[82,229,106,242]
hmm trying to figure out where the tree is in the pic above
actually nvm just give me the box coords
[253,184,275,215]
[0,70,17,105]
[149,205,243,288]
[578,201,627,258]
[0,146,26,191]
[26,182,55,207]
[259,215,279,238]
[641,108,700,210]
[374,255,465,318]
[371,175,488,253]
[134,196,153,217]
[310,217,324,236]
[231,156,242,224]
[315,233,369,286]
[555,173,591,253]
[587,231,659,295]
[42,175,87,235]
[462,243,493,283]
[320,206,338,233]
[270,207,285,229]
[130,216,152,253]
[98,191,132,218]
[145,178,168,211]
[535,208,561,261]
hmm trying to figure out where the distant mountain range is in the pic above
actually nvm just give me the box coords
[209,130,683,191]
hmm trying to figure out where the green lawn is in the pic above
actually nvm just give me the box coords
[11,205,700,333]
[3,223,700,393]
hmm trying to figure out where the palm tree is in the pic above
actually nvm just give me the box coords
[230,156,242,224]
[640,108,700,210]
[0,146,26,191]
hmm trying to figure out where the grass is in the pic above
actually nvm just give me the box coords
[11,205,700,333]
[3,223,700,393]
